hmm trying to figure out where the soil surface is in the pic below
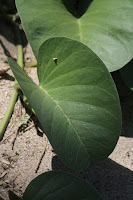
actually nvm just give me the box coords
[0,20,133,200]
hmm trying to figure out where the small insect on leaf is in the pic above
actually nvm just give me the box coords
[53,57,57,64]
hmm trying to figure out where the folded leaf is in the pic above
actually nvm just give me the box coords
[8,37,122,170]
[23,171,102,200]
[16,0,133,72]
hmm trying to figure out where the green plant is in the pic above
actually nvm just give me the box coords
[9,171,102,200]
[15,0,133,72]
[1,0,133,199]
[9,37,121,170]
[0,15,23,140]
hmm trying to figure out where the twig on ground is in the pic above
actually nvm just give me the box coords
[0,171,7,179]
[11,129,19,150]
[0,68,10,75]
[35,136,48,173]
[11,98,23,149]
[24,123,34,132]
[0,132,14,144]
[0,194,5,200]
[11,172,21,189]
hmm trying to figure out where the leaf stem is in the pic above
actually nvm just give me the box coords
[0,23,23,141]
[0,89,18,140]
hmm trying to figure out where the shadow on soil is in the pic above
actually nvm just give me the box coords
[121,97,133,138]
[0,70,15,81]
[52,156,133,200]
[112,71,133,138]
[0,20,28,48]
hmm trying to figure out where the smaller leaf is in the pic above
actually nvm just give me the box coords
[8,37,122,170]
[17,113,31,128]
[23,171,103,200]
[8,190,22,200]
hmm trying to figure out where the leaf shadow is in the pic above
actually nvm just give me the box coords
[112,71,133,138]
[52,156,133,200]
[0,39,12,57]
[121,102,133,138]
[0,19,28,47]
[0,72,15,81]
[120,59,133,91]
[0,39,15,81]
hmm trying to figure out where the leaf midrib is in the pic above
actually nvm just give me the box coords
[77,19,82,41]
[39,86,89,158]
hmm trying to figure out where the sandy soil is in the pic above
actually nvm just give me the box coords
[0,20,133,200]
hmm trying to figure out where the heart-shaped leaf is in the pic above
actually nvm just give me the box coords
[23,171,103,200]
[8,37,121,170]
[16,0,133,72]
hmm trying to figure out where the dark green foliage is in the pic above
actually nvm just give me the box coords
[16,0,133,72]
[8,37,122,170]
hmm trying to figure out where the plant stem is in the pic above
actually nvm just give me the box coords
[0,89,18,140]
[17,44,23,68]
[0,23,23,141]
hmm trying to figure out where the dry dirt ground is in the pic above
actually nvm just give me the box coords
[0,21,133,200]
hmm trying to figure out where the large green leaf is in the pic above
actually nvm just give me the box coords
[8,37,121,170]
[15,0,133,72]
[23,171,103,200]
